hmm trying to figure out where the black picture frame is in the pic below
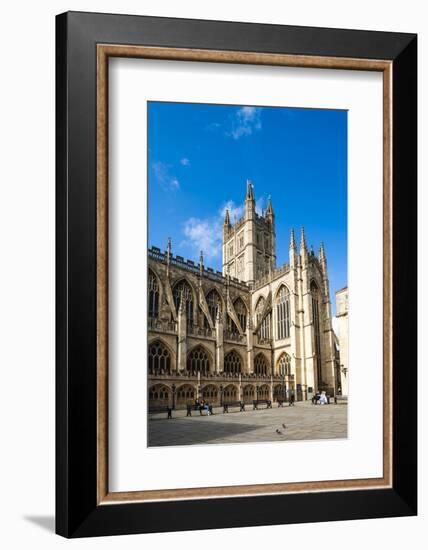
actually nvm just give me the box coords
[56,11,417,538]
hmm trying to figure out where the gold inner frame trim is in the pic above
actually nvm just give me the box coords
[96,44,393,505]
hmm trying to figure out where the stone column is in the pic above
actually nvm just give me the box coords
[319,244,336,391]
[246,315,254,374]
[177,292,187,372]
[301,264,316,394]
[197,371,202,400]
[215,309,224,374]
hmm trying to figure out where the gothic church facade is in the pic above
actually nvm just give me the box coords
[148,181,339,410]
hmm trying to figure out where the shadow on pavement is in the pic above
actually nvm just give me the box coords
[149,418,261,446]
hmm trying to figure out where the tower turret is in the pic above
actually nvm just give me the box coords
[300,226,308,266]
[319,242,329,288]
[319,242,327,270]
[246,179,254,201]
[166,237,172,276]
[199,250,204,275]
[265,194,276,271]
[222,180,276,284]
[290,227,296,249]
[222,208,231,244]
[289,227,297,269]
[266,194,274,222]
[245,179,255,220]
[223,208,231,228]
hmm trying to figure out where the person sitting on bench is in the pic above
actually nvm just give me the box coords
[199,399,212,415]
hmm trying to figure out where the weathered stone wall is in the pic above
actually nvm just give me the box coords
[147,204,341,403]
[335,287,349,396]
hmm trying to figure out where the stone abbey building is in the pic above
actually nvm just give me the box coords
[148,181,340,410]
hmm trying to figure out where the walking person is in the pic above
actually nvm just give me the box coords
[288,390,295,406]
[199,399,205,415]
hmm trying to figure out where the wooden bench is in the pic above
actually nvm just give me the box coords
[253,399,272,410]
[276,399,286,407]
[312,395,331,405]
[223,401,245,413]
[187,404,213,416]
[149,406,172,419]
[334,395,348,404]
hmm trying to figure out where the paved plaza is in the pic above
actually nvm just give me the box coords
[148,401,348,447]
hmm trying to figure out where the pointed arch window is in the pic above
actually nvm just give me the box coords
[148,340,171,374]
[255,296,265,325]
[227,298,247,335]
[277,353,291,376]
[255,296,271,341]
[224,350,242,374]
[234,298,247,333]
[173,279,193,328]
[148,270,160,318]
[254,353,269,376]
[205,289,222,327]
[276,285,290,340]
[187,346,210,374]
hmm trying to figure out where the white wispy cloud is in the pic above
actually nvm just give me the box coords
[152,161,180,191]
[182,196,265,260]
[220,200,244,224]
[182,217,222,259]
[255,196,265,216]
[206,122,221,132]
[228,106,262,140]
[180,158,190,166]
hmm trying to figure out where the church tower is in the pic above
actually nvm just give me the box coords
[222,180,276,285]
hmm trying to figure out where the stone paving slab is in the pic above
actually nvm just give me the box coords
[148,401,348,447]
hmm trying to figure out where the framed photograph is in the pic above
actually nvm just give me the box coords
[56,11,417,537]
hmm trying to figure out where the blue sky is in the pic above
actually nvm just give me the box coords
[148,102,347,313]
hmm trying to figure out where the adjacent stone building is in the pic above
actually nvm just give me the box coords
[148,181,339,410]
[335,287,349,396]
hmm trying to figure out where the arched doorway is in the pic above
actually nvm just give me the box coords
[201,384,220,406]
[243,384,256,404]
[257,384,270,400]
[273,384,286,402]
[223,384,239,402]
[148,384,171,408]
[176,384,197,409]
